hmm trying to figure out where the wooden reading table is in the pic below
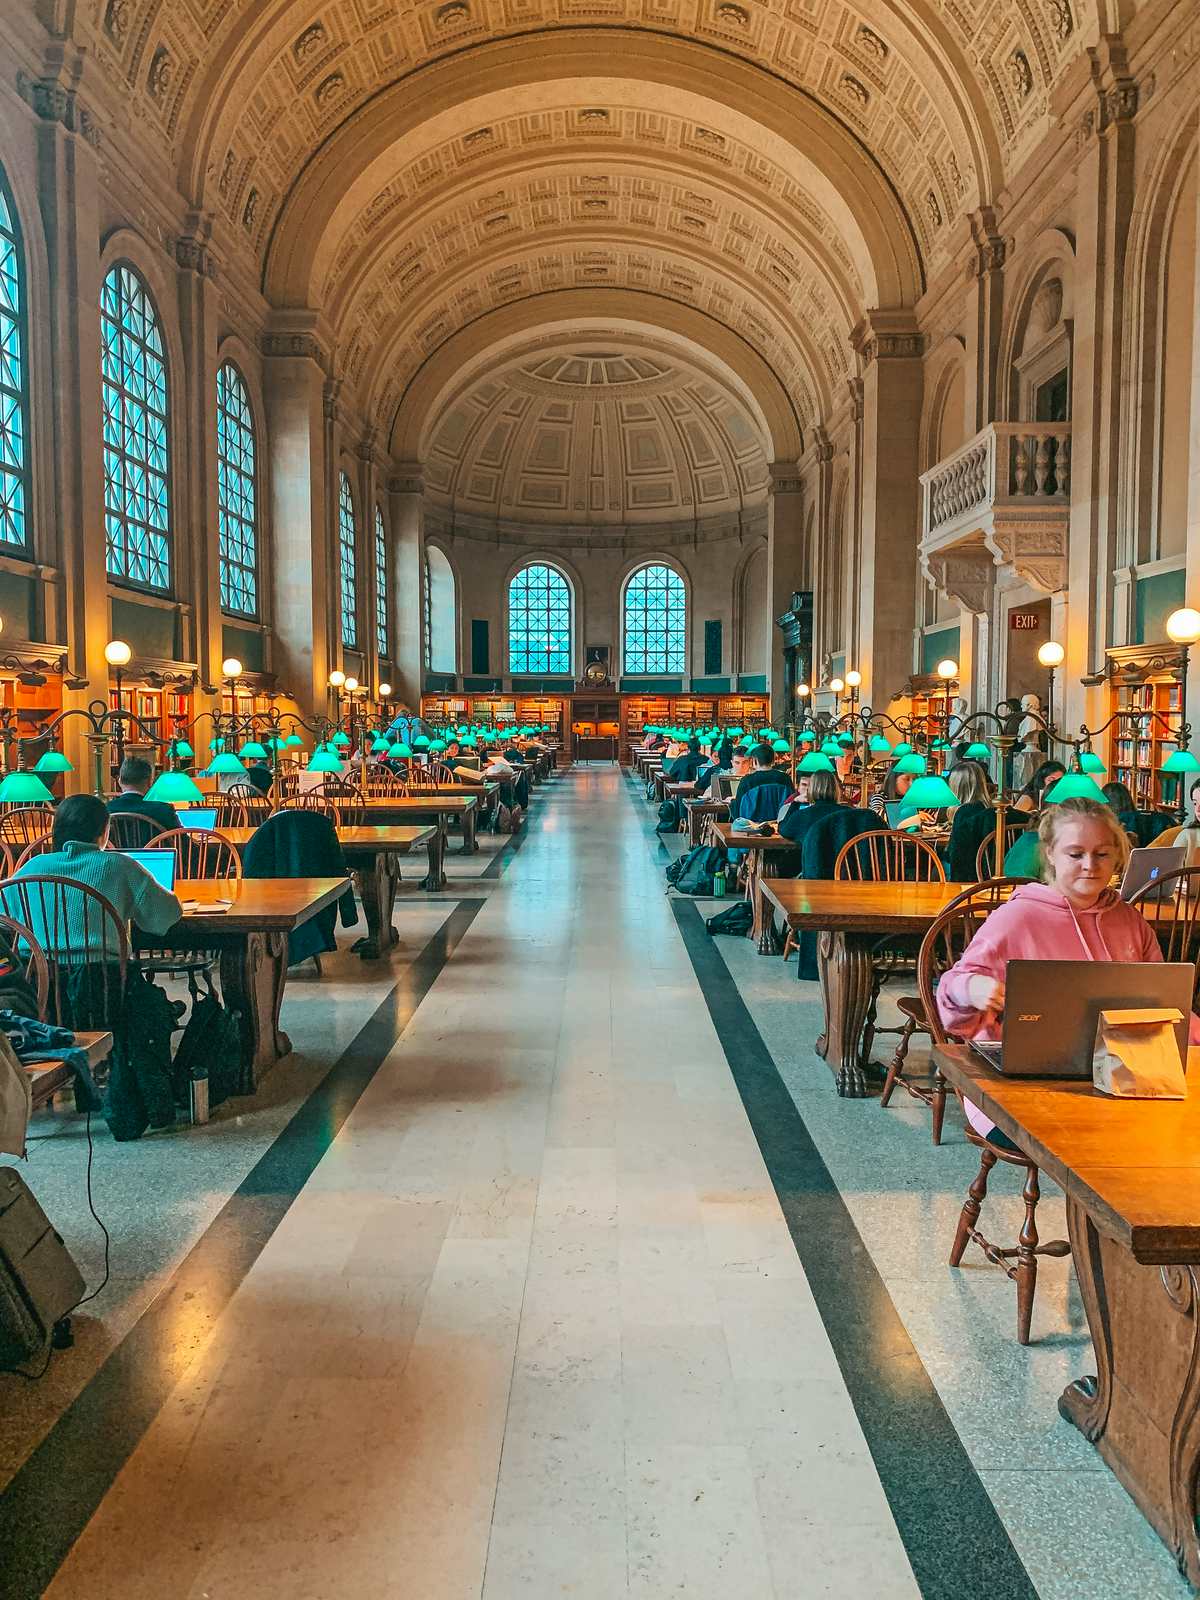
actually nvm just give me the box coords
[357,796,479,876]
[221,825,437,960]
[141,878,351,1087]
[759,879,972,1097]
[708,823,801,952]
[686,797,728,846]
[935,1044,1200,1590]
[27,1031,113,1112]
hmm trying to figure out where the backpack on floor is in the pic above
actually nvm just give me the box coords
[706,901,753,936]
[172,973,244,1107]
[656,799,681,834]
[665,844,725,896]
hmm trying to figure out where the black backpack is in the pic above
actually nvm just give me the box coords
[656,799,681,833]
[172,974,243,1109]
[665,844,725,896]
[706,901,753,936]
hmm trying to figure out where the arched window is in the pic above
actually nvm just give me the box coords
[374,505,389,659]
[508,562,572,676]
[623,562,686,675]
[216,361,257,616]
[338,472,358,649]
[101,263,171,590]
[0,171,29,551]
[424,545,455,674]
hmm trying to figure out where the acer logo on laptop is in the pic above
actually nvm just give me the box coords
[1017,1013,1041,1022]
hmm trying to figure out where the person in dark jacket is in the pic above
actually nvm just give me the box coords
[663,739,706,783]
[734,744,788,805]
[243,810,356,966]
[108,755,179,836]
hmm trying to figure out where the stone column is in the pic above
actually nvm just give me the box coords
[1061,41,1140,735]
[766,464,804,725]
[261,323,332,719]
[25,50,110,778]
[389,465,424,710]
[851,312,924,705]
[965,209,1007,432]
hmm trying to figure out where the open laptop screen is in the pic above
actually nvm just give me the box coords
[123,849,177,893]
[179,808,218,831]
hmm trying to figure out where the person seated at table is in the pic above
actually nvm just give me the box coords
[733,745,791,823]
[107,755,179,836]
[777,769,841,844]
[1149,779,1200,866]
[245,762,274,797]
[1101,780,1174,848]
[1012,758,1066,815]
[943,760,1021,880]
[10,792,182,944]
[692,739,728,798]
[936,797,1180,1146]
[664,738,707,784]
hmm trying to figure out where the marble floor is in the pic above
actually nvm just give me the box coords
[0,767,1188,1598]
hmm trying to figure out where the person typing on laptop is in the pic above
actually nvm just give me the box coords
[935,796,1186,1148]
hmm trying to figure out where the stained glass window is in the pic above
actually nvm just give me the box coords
[0,173,29,550]
[101,263,171,589]
[338,472,357,649]
[374,505,389,659]
[216,362,257,616]
[508,563,571,675]
[623,563,686,675]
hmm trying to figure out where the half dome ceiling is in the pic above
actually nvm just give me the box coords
[424,342,769,529]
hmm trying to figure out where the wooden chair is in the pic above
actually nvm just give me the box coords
[974,820,1030,879]
[0,806,55,850]
[0,875,129,1030]
[1128,865,1200,980]
[107,811,161,849]
[315,780,365,827]
[918,897,1070,1344]
[0,842,12,879]
[425,761,456,787]
[880,877,1031,1142]
[362,767,406,796]
[13,835,52,870]
[146,827,243,883]
[224,781,272,813]
[276,793,342,828]
[0,910,50,1018]
[274,767,301,798]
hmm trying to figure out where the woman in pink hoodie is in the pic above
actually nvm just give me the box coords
[937,796,1169,1144]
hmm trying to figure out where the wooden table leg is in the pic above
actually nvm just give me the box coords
[755,868,781,954]
[814,930,876,1097]
[423,822,447,890]
[355,852,399,959]
[220,931,290,1090]
[461,806,478,854]
[1059,1197,1200,1587]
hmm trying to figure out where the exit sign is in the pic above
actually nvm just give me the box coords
[1011,613,1041,631]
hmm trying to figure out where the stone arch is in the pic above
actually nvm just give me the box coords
[502,552,582,680]
[920,335,969,472]
[997,227,1076,423]
[734,541,771,680]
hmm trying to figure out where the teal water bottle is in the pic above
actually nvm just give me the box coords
[713,866,727,898]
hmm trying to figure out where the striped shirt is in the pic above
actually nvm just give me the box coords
[5,840,182,956]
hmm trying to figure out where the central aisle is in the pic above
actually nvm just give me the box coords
[49,768,920,1600]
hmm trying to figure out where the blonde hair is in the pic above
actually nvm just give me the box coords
[946,760,990,807]
[1036,797,1130,884]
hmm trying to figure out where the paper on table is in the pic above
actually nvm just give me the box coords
[1092,1008,1187,1099]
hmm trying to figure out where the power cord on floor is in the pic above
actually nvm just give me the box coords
[3,1107,112,1382]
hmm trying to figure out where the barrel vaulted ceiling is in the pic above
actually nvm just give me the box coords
[72,0,1103,443]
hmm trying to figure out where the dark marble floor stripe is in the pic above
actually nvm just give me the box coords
[668,895,1038,1600]
[0,898,486,1600]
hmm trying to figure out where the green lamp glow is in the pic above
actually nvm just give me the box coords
[429,739,447,753]
[1078,751,1107,775]
[171,738,194,760]
[899,774,958,813]
[33,750,73,774]
[964,742,991,762]
[1044,773,1110,804]
[1161,749,1200,774]
[798,731,816,744]
[371,736,391,754]
[820,739,842,756]
[727,727,743,737]
[284,733,304,748]
[869,735,893,754]
[211,736,226,754]
[892,742,913,757]
[145,770,205,805]
[797,751,835,774]
[265,736,287,752]
[238,741,268,760]
[208,752,247,775]
[308,750,344,774]
[771,739,791,753]
[388,742,413,758]
[837,733,855,748]
[0,771,55,804]
[413,736,430,749]
[893,753,928,776]
[330,731,352,748]
[739,735,756,748]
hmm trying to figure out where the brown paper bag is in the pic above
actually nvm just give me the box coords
[1092,1008,1187,1099]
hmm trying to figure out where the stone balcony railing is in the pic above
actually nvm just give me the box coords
[919,422,1072,604]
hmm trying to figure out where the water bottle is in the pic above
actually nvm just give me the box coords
[713,867,727,898]
[190,1065,210,1126]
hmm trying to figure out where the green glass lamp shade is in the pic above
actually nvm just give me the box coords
[265,736,287,752]
[797,751,835,774]
[208,752,247,775]
[413,736,430,749]
[771,739,791,753]
[33,750,73,774]
[837,733,855,747]
[869,735,893,754]
[211,736,226,754]
[388,742,413,759]
[171,738,194,760]
[428,739,447,753]
[727,727,742,738]
[1044,773,1110,804]
[238,741,268,760]
[145,770,205,805]
[1078,751,1107,774]
[798,731,816,744]
[899,774,958,812]
[0,771,55,804]
[284,733,304,748]
[964,742,991,762]
[892,742,913,757]
[1161,749,1200,774]
[308,750,344,774]
[757,727,774,740]
[461,737,477,749]
[893,753,928,776]
[371,737,391,754]
[739,735,756,748]
[819,739,842,756]
[330,731,352,748]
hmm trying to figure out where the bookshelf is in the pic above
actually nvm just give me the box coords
[1108,674,1183,808]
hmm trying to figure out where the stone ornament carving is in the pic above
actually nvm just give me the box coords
[1030,277,1063,336]
[175,235,216,278]
[840,74,870,107]
[1046,0,1073,42]
[217,150,235,196]
[242,188,258,230]
[146,46,172,102]
[1009,49,1033,100]
[103,0,129,44]
[436,1,471,26]
[15,72,101,148]
[948,153,965,200]
[715,3,750,27]
[926,190,943,230]
[985,525,1068,594]
[857,26,888,60]
[923,547,996,615]
[293,23,326,61]
[315,73,345,109]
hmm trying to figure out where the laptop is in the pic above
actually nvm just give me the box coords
[969,959,1192,1078]
[1119,845,1185,901]
[178,808,218,831]
[713,773,737,802]
[123,849,177,893]
[884,801,905,829]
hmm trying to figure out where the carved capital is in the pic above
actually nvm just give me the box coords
[851,310,923,366]
[768,462,803,497]
[922,546,995,615]
[985,525,1068,594]
[388,467,425,496]
[175,222,217,278]
[16,70,101,147]
[259,331,331,373]
[814,426,835,466]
